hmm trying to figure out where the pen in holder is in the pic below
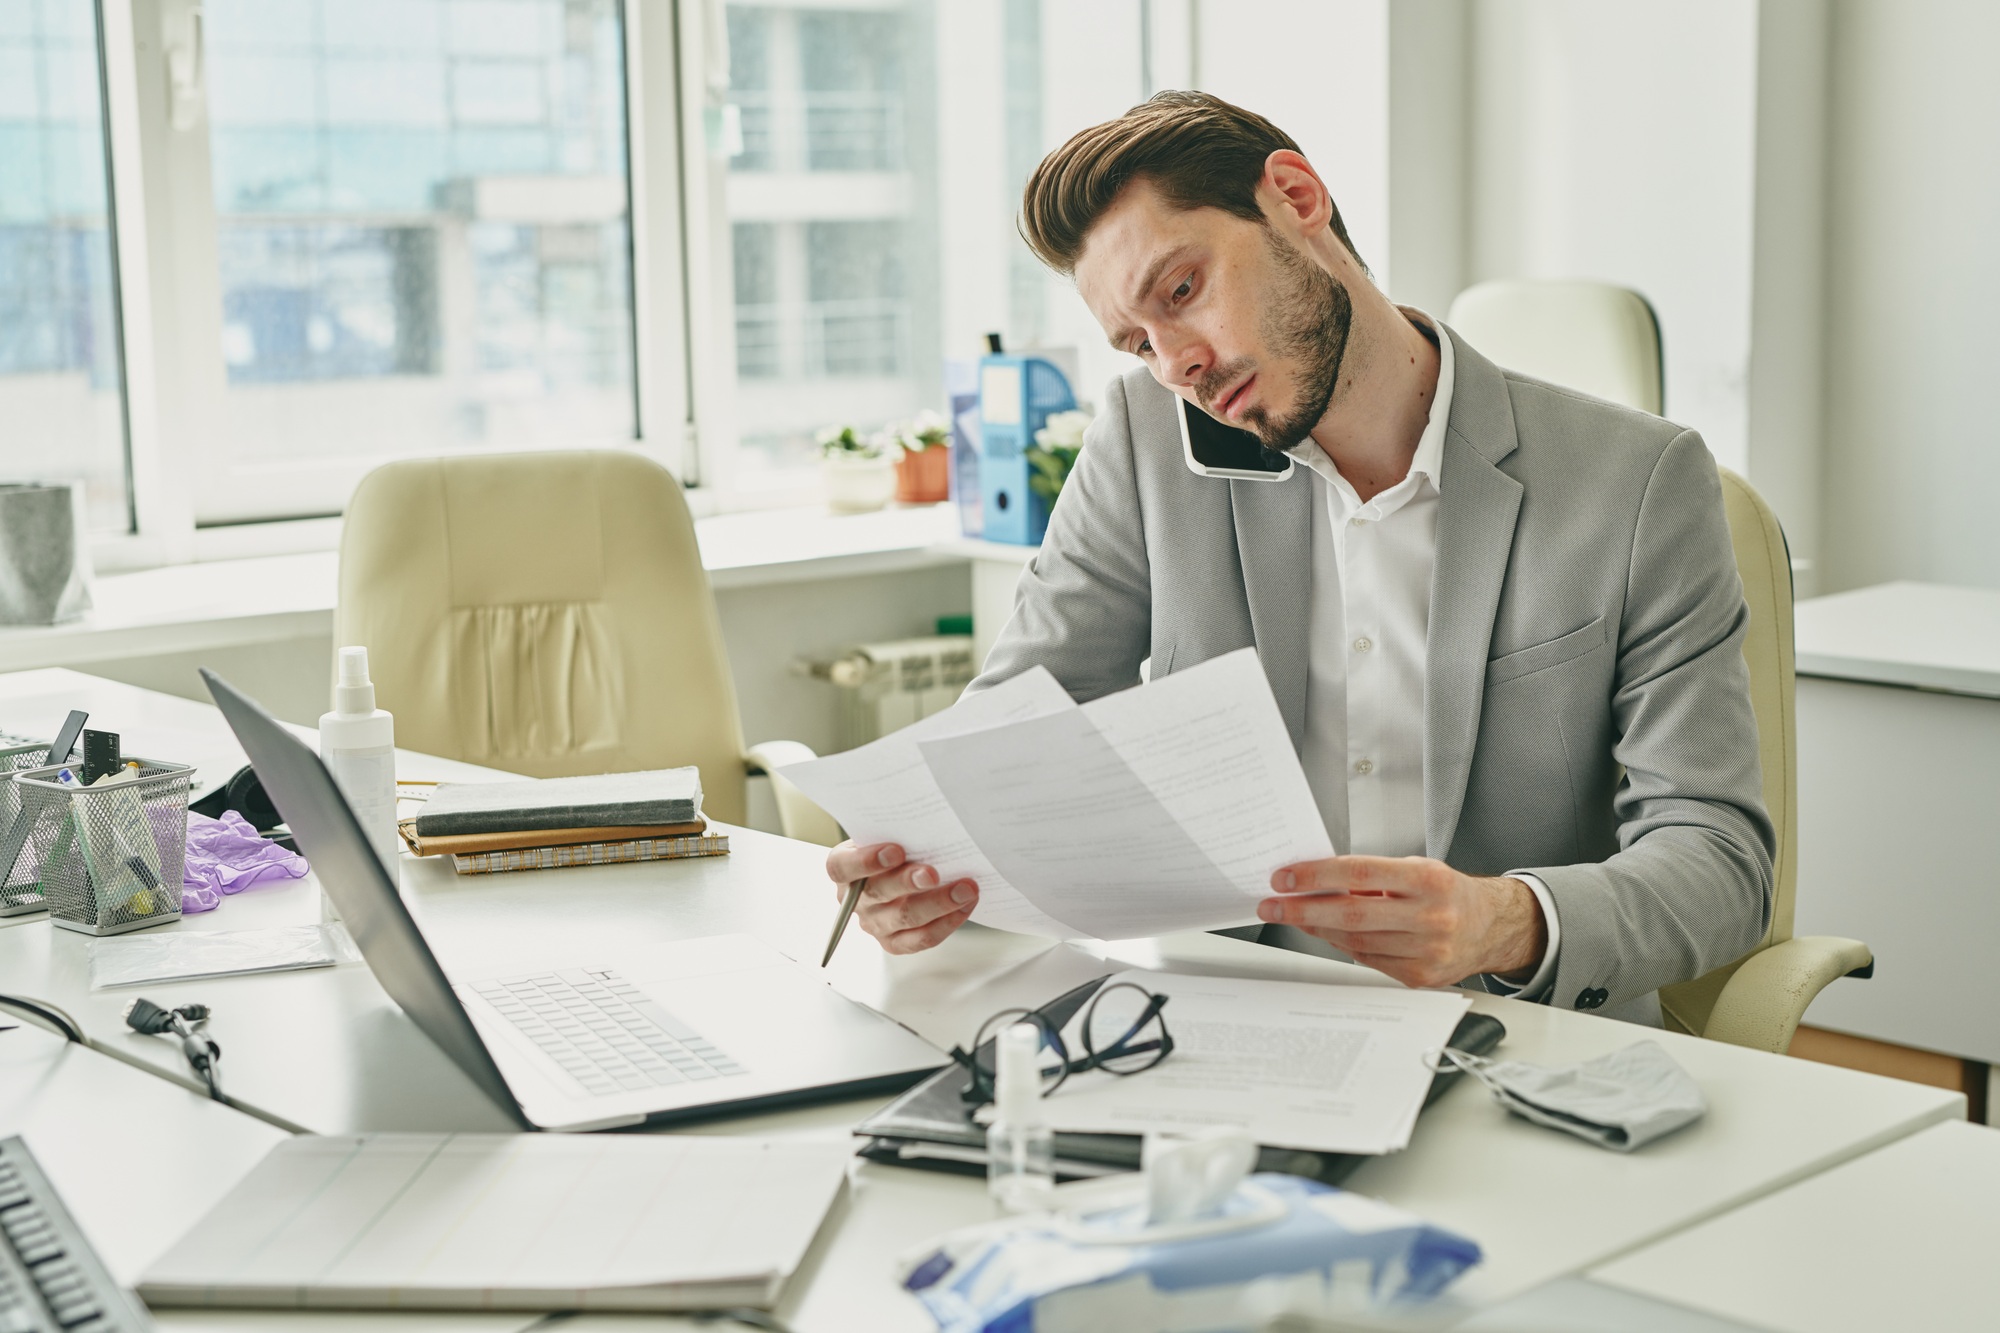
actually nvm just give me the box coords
[0,736,81,916]
[12,759,193,935]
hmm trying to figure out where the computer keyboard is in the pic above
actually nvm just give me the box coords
[0,1136,152,1332]
[471,967,747,1099]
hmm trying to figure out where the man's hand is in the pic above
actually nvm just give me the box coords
[1257,856,1547,989]
[824,840,980,955]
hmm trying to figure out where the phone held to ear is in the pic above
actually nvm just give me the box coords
[1178,396,1295,482]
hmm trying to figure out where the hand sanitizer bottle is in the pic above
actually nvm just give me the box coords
[987,1022,1056,1214]
[319,646,399,906]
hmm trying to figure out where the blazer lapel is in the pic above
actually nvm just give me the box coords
[1231,474,1312,749]
[1426,330,1525,858]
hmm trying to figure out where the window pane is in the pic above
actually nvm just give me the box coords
[203,0,635,515]
[721,3,937,493]
[0,0,131,533]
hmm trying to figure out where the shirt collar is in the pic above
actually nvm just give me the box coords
[1284,307,1454,493]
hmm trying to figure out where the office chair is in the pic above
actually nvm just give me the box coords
[1447,279,1665,414]
[1446,278,1872,1054]
[336,450,843,846]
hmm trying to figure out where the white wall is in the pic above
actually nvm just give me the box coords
[1464,0,1761,476]
[1819,0,2000,593]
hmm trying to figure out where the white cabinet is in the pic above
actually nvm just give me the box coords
[1792,582,2000,1063]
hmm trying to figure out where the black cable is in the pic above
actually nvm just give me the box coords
[0,993,84,1043]
[123,997,223,1101]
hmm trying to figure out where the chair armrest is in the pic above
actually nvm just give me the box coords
[743,740,845,848]
[1701,936,1874,1054]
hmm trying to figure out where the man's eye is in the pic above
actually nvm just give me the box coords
[1173,279,1192,301]
[1136,338,1152,356]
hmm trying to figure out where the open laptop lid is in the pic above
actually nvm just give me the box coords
[200,669,533,1131]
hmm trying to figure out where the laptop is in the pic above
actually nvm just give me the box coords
[200,669,946,1132]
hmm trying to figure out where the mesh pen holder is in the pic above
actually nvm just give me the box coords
[13,759,193,935]
[0,737,80,916]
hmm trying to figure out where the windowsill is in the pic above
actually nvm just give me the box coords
[4,503,972,673]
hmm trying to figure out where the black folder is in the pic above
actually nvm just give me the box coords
[856,975,1507,1185]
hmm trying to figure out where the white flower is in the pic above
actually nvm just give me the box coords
[1035,408,1094,450]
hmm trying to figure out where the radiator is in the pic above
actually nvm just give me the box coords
[813,635,977,750]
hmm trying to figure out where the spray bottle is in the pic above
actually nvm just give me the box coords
[319,646,399,908]
[987,1021,1056,1214]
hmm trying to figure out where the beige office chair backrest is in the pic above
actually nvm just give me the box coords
[1658,469,1799,1035]
[336,450,751,826]
[1446,279,1664,415]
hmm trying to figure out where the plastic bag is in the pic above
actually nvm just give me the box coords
[89,924,358,990]
[900,1173,1480,1333]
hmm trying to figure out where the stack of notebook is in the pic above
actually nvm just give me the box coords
[398,768,727,876]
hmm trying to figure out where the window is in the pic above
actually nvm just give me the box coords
[0,0,129,533]
[197,0,637,521]
[34,0,1158,558]
[707,2,940,496]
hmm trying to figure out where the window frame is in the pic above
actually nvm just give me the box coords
[90,0,704,571]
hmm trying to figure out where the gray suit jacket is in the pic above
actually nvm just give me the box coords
[971,325,1774,1020]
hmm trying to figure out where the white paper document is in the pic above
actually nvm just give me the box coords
[1034,970,1473,1156]
[778,649,1333,940]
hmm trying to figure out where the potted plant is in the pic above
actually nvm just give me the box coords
[893,410,953,504]
[1024,408,1093,510]
[818,424,899,514]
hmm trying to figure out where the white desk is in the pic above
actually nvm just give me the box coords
[0,1022,541,1333]
[1590,1119,2000,1331]
[0,1022,288,1290]
[0,671,1970,1329]
[1792,582,2000,1066]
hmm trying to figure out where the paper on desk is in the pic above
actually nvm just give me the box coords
[776,666,1080,937]
[1031,970,1473,1156]
[918,649,1334,939]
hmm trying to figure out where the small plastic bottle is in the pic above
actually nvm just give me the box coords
[319,646,399,907]
[987,1022,1056,1214]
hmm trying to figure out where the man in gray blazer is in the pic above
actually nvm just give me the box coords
[824,92,1772,1024]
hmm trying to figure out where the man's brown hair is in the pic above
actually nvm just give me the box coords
[1019,90,1364,276]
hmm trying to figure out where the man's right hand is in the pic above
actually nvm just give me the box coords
[825,840,980,955]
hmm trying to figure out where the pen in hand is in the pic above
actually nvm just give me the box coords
[822,878,866,967]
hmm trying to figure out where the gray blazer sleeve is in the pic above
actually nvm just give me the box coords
[970,375,1152,703]
[1527,430,1776,1011]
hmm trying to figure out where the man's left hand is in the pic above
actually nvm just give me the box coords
[1257,857,1547,989]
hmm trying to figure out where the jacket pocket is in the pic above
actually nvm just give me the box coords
[1486,616,1607,687]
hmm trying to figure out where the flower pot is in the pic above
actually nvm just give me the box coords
[894,445,951,504]
[821,453,898,514]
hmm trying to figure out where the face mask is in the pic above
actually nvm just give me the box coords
[1439,1040,1707,1152]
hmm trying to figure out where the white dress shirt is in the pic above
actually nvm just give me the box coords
[1286,313,1560,999]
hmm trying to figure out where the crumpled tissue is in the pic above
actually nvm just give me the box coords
[179,810,307,912]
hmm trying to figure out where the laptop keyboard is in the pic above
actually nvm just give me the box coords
[471,967,747,1099]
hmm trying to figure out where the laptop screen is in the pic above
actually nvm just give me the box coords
[200,669,531,1130]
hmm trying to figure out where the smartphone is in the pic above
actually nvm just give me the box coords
[1178,396,1295,481]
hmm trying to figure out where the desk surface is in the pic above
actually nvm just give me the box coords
[1795,580,2000,697]
[0,671,1969,1328]
[0,1023,289,1289]
[1591,1118,2000,1332]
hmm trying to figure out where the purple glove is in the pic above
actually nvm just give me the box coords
[180,810,308,913]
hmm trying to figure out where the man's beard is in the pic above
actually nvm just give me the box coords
[1195,230,1352,450]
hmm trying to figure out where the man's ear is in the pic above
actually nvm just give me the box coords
[1260,150,1333,233]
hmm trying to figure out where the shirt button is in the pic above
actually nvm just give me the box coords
[1349,515,1365,527]
[1353,758,1374,776]
[1352,637,1372,654]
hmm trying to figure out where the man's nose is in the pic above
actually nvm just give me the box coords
[1153,330,1206,389]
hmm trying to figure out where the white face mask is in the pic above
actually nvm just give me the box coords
[1439,1040,1708,1152]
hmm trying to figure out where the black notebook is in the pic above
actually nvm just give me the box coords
[856,975,1506,1186]
[413,768,703,837]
